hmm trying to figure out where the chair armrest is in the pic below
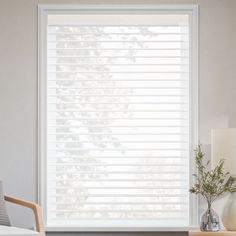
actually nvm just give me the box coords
[4,195,45,236]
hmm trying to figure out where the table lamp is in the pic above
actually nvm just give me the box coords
[211,128,236,230]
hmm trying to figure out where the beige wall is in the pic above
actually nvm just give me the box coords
[0,0,236,235]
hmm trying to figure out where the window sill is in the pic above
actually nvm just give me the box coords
[46,226,199,232]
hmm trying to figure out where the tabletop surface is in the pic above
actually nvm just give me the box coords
[189,231,236,236]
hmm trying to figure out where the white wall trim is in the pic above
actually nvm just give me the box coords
[46,226,199,232]
[188,4,199,228]
[38,4,199,231]
[38,4,198,11]
[38,5,48,226]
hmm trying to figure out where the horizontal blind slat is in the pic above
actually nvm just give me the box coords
[47,155,188,159]
[48,171,187,175]
[48,193,188,197]
[48,209,188,213]
[48,32,186,35]
[49,202,187,205]
[49,186,187,190]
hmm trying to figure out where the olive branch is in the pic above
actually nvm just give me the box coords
[189,145,236,204]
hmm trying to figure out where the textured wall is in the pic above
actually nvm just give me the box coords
[0,0,236,235]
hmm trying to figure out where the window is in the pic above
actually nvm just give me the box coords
[39,5,198,230]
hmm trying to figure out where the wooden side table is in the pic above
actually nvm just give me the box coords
[189,231,236,236]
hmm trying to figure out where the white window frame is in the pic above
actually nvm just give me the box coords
[38,4,199,232]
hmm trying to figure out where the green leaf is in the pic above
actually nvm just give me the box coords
[189,144,236,202]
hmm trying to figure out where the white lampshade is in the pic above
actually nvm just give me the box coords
[211,128,236,175]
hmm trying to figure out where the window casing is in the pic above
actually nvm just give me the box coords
[39,5,198,231]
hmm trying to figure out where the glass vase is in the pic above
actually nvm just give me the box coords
[200,202,220,231]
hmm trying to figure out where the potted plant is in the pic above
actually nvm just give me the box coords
[190,145,236,231]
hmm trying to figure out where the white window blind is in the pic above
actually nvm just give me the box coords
[40,6,198,229]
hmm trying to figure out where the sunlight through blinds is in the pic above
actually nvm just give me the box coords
[46,12,191,228]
